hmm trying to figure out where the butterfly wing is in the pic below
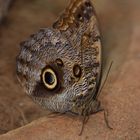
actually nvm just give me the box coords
[53,0,102,99]
[16,0,102,115]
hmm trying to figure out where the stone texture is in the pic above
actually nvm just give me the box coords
[0,0,11,23]
[0,0,140,139]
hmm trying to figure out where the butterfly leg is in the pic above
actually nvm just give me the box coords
[91,100,113,129]
[78,100,100,136]
[78,115,89,136]
[102,108,113,130]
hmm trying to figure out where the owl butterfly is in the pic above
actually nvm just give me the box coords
[16,0,105,135]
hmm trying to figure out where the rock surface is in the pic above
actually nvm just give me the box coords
[0,0,140,139]
[0,0,11,23]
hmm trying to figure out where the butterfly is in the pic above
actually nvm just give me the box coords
[16,0,111,135]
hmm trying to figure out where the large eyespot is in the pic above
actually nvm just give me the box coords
[42,68,57,90]
[73,64,82,78]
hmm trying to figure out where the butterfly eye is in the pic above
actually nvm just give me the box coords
[73,64,82,78]
[42,68,57,90]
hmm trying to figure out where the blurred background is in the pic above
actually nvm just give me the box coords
[0,0,139,137]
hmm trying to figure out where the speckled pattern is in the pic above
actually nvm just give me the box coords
[16,0,102,116]
[0,0,140,139]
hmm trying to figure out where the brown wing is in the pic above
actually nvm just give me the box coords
[53,0,102,96]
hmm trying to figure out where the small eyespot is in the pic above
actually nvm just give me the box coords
[77,13,83,21]
[73,64,82,78]
[42,67,57,90]
[85,2,91,7]
[56,58,64,67]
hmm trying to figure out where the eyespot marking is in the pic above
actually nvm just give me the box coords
[85,1,92,7]
[42,67,58,90]
[56,58,64,67]
[73,64,82,78]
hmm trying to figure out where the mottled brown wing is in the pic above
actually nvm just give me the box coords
[53,0,102,98]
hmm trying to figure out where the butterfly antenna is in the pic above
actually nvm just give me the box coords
[97,61,113,98]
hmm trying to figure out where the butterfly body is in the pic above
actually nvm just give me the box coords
[16,0,102,116]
